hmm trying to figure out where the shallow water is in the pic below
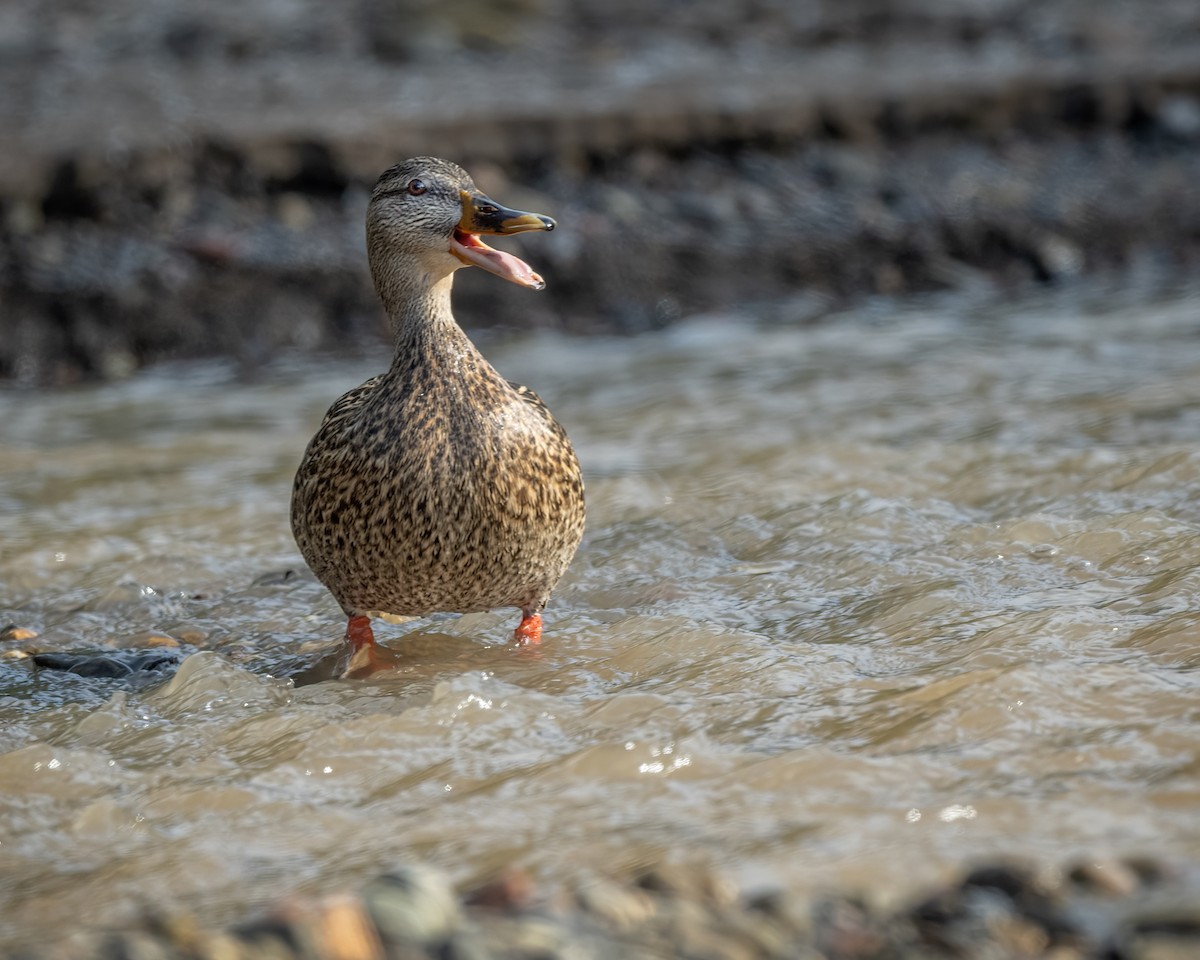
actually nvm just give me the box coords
[2,280,1200,948]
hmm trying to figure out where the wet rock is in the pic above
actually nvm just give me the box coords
[911,863,1085,957]
[228,914,306,958]
[1068,859,1142,897]
[635,863,737,907]
[30,649,182,678]
[1,624,39,642]
[574,878,657,931]
[362,864,462,948]
[812,897,887,960]
[122,631,182,648]
[465,868,537,910]
[280,894,385,960]
[744,888,811,939]
[251,569,303,586]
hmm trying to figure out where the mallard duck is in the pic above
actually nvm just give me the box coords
[291,157,585,674]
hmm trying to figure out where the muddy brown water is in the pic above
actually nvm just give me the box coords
[2,280,1199,950]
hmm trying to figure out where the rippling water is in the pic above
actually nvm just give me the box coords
[2,281,1200,948]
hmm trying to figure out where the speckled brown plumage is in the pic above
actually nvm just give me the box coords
[291,158,584,654]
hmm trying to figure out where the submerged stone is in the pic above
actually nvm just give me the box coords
[31,649,183,679]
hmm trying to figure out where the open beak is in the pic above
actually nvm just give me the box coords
[449,189,556,290]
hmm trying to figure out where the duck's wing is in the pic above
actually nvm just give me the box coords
[506,380,567,434]
[293,374,386,479]
[316,374,385,431]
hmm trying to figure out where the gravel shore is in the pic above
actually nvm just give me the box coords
[21,858,1200,960]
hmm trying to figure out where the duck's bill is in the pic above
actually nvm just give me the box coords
[450,191,556,290]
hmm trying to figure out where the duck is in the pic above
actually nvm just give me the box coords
[290,157,585,675]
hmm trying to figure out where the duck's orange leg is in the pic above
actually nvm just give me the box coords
[343,615,386,677]
[346,615,376,651]
[513,609,542,645]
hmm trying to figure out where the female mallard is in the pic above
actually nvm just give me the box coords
[291,157,585,674]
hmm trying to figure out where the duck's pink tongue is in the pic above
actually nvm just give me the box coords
[450,230,546,290]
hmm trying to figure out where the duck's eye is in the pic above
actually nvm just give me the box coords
[406,179,427,196]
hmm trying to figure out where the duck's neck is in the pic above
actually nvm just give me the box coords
[375,266,477,365]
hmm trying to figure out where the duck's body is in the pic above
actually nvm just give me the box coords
[291,158,584,667]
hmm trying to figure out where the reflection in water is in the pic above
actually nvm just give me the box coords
[1,280,1200,948]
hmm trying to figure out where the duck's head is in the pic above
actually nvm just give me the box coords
[366,157,555,292]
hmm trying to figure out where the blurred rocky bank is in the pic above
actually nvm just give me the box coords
[3,0,1200,384]
[23,858,1200,960]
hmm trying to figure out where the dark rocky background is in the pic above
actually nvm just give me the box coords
[3,0,1200,383]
